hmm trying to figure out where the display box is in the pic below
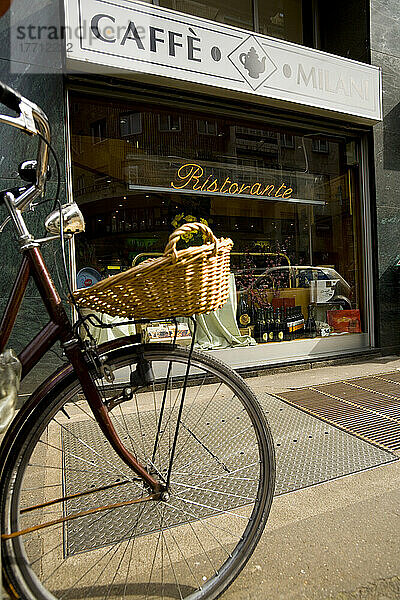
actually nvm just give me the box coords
[311,280,339,304]
[268,289,310,320]
[145,322,192,343]
[271,297,295,310]
[327,309,361,333]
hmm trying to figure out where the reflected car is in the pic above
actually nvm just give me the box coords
[254,265,352,308]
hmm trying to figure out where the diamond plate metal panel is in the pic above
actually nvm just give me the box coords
[62,391,396,555]
[62,397,260,555]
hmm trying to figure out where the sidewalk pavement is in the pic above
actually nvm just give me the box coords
[222,353,400,600]
[3,353,400,599]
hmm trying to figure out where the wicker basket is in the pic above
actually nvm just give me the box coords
[72,222,233,319]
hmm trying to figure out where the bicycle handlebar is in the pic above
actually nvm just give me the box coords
[0,81,22,114]
[0,80,51,212]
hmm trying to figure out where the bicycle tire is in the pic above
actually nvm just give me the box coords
[1,342,275,600]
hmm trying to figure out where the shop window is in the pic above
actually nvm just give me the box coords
[126,165,139,188]
[76,174,85,192]
[158,114,182,132]
[155,0,253,30]
[120,112,142,137]
[197,119,218,135]
[72,134,83,155]
[281,134,295,148]
[258,0,303,45]
[93,168,111,187]
[318,0,369,63]
[70,93,368,362]
[141,0,369,62]
[90,119,107,144]
[312,138,329,153]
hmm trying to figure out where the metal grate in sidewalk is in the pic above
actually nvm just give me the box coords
[63,392,396,555]
[273,371,400,452]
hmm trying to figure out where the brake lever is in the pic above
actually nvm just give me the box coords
[20,101,37,134]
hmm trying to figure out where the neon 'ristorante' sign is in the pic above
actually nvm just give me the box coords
[170,163,293,198]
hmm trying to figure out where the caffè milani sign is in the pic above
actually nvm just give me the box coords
[65,0,382,123]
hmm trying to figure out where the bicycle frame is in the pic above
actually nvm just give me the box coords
[0,243,161,494]
[0,84,162,500]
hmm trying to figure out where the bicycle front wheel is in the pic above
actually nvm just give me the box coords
[1,343,275,600]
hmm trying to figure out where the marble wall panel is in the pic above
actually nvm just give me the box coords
[0,0,64,71]
[370,25,400,349]
[370,0,400,61]
[0,58,66,177]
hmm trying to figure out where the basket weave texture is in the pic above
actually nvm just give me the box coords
[72,222,233,319]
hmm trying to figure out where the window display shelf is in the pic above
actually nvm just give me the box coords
[209,333,369,370]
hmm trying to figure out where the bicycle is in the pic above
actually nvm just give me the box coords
[0,81,275,600]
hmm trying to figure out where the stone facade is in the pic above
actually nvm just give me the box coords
[371,0,400,352]
[0,0,66,391]
[0,0,398,392]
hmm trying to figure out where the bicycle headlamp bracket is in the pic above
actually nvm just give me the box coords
[44,202,85,236]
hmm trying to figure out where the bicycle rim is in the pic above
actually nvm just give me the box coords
[1,343,275,600]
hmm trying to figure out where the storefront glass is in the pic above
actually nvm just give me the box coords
[258,0,303,44]
[138,0,303,44]
[141,0,254,30]
[69,93,368,358]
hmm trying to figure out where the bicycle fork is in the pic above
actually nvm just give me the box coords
[63,337,164,495]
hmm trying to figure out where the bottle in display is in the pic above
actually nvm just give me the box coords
[293,305,305,339]
[293,306,300,340]
[260,307,268,342]
[293,306,299,339]
[251,301,257,330]
[261,308,268,343]
[305,304,317,338]
[267,307,274,342]
[237,293,252,328]
[290,307,296,341]
[253,308,261,342]
[260,309,268,343]
[285,307,293,341]
[263,308,271,344]
[299,306,305,337]
[283,308,291,341]
[254,308,265,343]
[274,308,284,342]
